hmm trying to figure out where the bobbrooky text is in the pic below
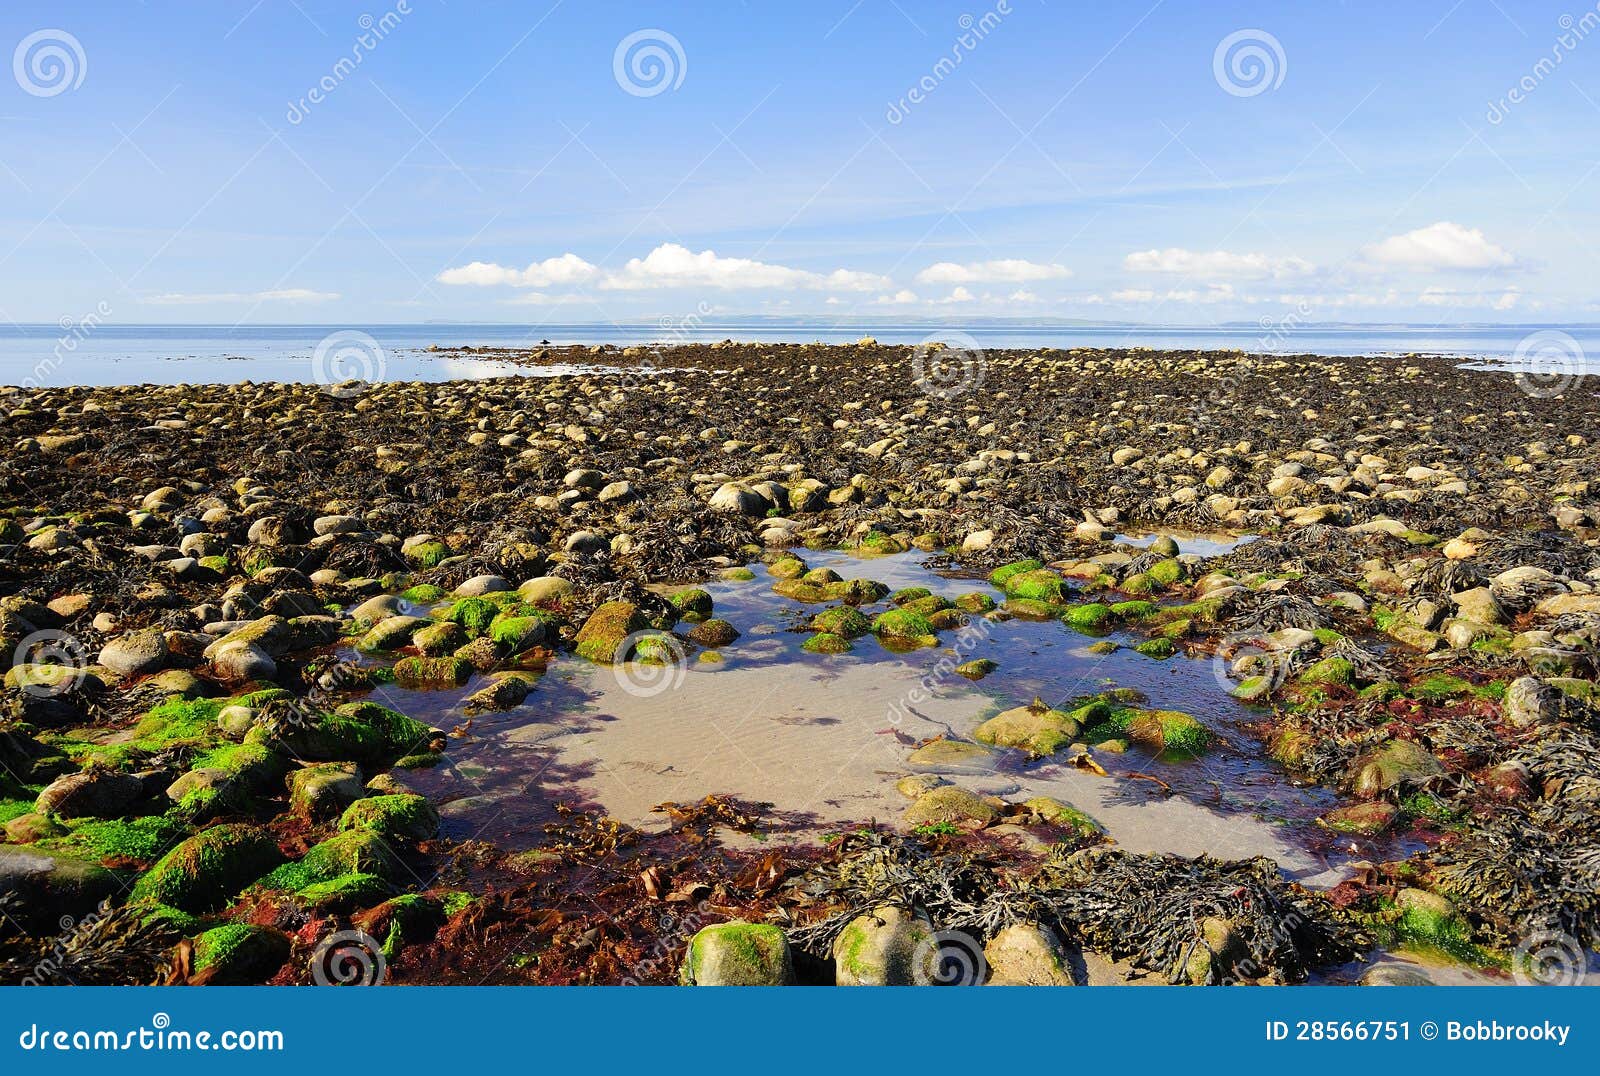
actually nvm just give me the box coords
[1447,1020,1569,1045]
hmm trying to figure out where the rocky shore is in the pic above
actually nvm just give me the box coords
[1,341,1596,986]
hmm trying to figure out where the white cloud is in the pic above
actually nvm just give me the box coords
[1110,288,1156,303]
[1362,221,1515,271]
[1417,285,1523,310]
[600,243,889,292]
[436,253,598,287]
[143,288,340,305]
[1008,289,1039,302]
[1276,290,1401,308]
[915,259,1071,284]
[873,289,919,305]
[932,287,976,304]
[1123,248,1313,278]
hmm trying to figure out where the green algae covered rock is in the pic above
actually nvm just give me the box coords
[192,923,291,985]
[1351,739,1444,796]
[1021,796,1104,838]
[802,632,852,654]
[975,701,1081,757]
[338,794,439,842]
[833,905,937,986]
[131,824,284,912]
[391,655,472,689]
[902,785,997,829]
[1063,602,1114,634]
[574,602,649,662]
[812,605,872,638]
[679,922,795,985]
[1124,709,1211,755]
[870,608,936,640]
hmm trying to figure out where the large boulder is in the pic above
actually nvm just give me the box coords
[1503,676,1560,728]
[679,922,795,985]
[833,906,937,986]
[984,922,1077,985]
[130,824,283,912]
[99,628,169,677]
[573,602,649,662]
[0,845,120,935]
[34,771,147,819]
[974,702,1081,757]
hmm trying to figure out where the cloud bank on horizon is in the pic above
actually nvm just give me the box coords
[0,2,1592,324]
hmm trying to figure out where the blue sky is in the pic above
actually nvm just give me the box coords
[1,0,1597,325]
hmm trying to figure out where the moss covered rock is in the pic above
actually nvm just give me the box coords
[903,785,997,829]
[289,762,364,821]
[131,824,283,912]
[975,702,1081,757]
[679,921,795,985]
[870,608,936,640]
[1351,739,1444,796]
[193,923,291,985]
[391,655,472,689]
[833,905,937,986]
[1124,709,1211,755]
[338,794,439,842]
[801,632,852,654]
[812,605,872,638]
[574,602,649,663]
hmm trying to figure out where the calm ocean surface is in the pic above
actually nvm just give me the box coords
[2,322,1596,388]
